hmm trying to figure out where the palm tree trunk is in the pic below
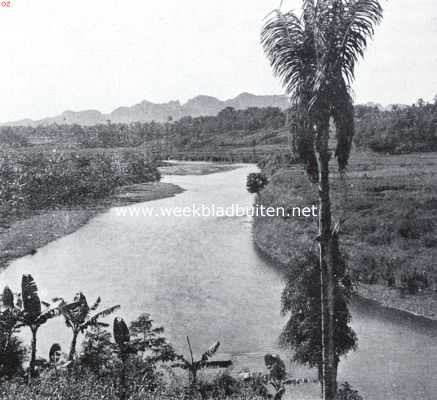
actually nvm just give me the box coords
[119,355,128,400]
[316,116,337,400]
[29,327,38,378]
[69,330,79,361]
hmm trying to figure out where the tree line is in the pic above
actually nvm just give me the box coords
[3,100,437,156]
[0,107,286,151]
[354,99,437,153]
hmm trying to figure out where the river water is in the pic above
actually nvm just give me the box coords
[2,163,437,400]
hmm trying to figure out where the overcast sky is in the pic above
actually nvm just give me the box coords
[0,0,436,121]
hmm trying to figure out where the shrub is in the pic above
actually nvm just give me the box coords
[337,382,363,400]
[246,173,268,194]
[398,210,434,239]
[0,336,26,379]
[400,270,430,295]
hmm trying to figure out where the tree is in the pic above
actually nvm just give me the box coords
[129,313,177,362]
[263,354,287,400]
[57,292,120,360]
[15,275,60,377]
[79,324,113,375]
[279,252,356,381]
[261,1,382,398]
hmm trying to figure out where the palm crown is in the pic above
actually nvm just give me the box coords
[261,0,382,172]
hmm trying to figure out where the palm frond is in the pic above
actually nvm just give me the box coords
[36,303,60,324]
[331,79,355,169]
[81,304,120,329]
[338,0,383,83]
[21,274,41,320]
[89,296,101,311]
[261,10,314,105]
[201,341,220,362]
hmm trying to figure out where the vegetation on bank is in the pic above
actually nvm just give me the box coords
[2,274,354,400]
[253,152,437,316]
[0,148,160,227]
[2,98,437,163]
[354,100,437,154]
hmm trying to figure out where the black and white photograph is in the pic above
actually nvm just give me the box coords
[1,1,437,399]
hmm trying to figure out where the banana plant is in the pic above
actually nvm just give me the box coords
[0,286,20,353]
[172,337,232,387]
[56,292,120,360]
[15,275,60,377]
[113,317,137,400]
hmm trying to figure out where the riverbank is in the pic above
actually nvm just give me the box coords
[357,283,437,321]
[0,161,237,270]
[253,151,437,322]
[0,181,183,270]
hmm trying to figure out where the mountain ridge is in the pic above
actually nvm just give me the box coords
[4,93,290,127]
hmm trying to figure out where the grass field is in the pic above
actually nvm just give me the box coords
[254,151,437,318]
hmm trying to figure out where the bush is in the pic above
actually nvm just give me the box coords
[337,382,363,400]
[400,270,430,295]
[398,210,434,240]
[0,336,26,379]
[246,173,268,194]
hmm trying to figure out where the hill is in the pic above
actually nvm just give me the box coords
[3,93,289,126]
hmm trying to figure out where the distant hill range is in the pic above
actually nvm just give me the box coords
[4,93,290,127]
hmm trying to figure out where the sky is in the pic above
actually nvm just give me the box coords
[0,0,436,122]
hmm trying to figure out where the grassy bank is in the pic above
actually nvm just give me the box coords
[0,181,183,270]
[253,151,437,320]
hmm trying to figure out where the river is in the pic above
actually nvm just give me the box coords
[1,163,437,400]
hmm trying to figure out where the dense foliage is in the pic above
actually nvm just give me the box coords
[246,173,268,194]
[354,100,437,153]
[2,99,437,160]
[1,275,329,400]
[0,149,160,223]
[0,107,286,150]
[280,252,357,380]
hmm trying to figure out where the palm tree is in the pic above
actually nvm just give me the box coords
[15,275,60,377]
[57,292,120,360]
[261,1,382,399]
